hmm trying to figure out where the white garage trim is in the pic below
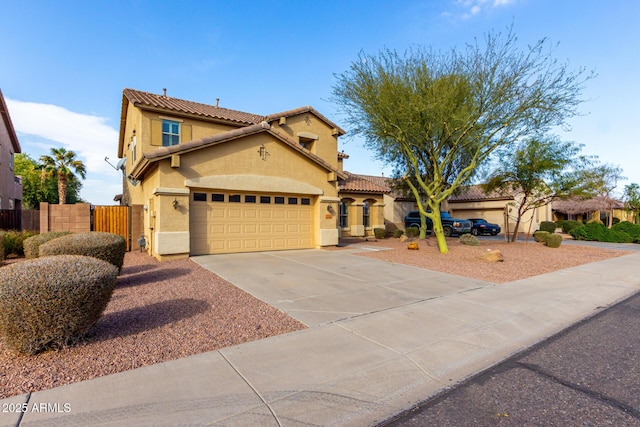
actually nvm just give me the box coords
[185,175,323,195]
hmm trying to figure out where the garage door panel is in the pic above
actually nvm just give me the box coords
[191,192,314,255]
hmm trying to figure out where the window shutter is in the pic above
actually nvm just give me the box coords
[150,119,162,146]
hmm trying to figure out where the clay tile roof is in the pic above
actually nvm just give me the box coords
[0,89,21,153]
[448,184,516,201]
[123,88,264,125]
[552,196,625,214]
[265,106,346,135]
[339,172,391,194]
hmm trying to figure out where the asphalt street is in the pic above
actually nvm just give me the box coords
[381,289,640,426]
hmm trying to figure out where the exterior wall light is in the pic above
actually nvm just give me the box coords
[173,198,179,209]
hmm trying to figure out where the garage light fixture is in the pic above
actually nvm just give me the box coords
[173,198,179,209]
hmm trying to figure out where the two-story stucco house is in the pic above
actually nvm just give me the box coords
[0,89,22,211]
[117,89,387,260]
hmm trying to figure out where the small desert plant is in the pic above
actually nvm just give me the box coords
[39,231,126,271]
[539,221,557,233]
[393,229,404,238]
[545,233,563,248]
[405,227,420,238]
[459,233,479,246]
[533,231,549,243]
[0,255,118,355]
[23,231,72,259]
[373,228,386,239]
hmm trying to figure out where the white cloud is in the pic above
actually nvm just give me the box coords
[5,99,119,174]
[6,98,122,205]
[455,0,516,18]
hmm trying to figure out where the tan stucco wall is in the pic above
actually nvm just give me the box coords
[449,199,553,235]
[0,119,21,208]
[124,121,341,259]
[270,113,339,171]
[338,193,385,237]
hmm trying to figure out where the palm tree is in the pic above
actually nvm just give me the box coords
[40,148,87,204]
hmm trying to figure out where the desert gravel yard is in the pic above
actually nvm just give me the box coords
[0,237,631,399]
[341,237,632,284]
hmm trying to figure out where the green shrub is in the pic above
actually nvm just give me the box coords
[39,232,126,271]
[405,227,420,238]
[1,230,37,258]
[611,221,640,240]
[0,231,5,262]
[570,222,608,241]
[539,221,557,233]
[459,233,479,246]
[0,255,118,355]
[373,228,386,239]
[569,222,637,243]
[23,231,73,259]
[393,229,404,238]
[561,220,582,234]
[533,231,549,243]
[545,233,563,248]
[612,217,620,225]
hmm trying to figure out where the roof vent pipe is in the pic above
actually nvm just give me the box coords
[162,88,167,97]
[216,98,219,107]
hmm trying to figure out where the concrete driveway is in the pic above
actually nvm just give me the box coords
[192,246,494,326]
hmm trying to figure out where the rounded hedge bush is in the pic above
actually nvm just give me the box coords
[0,255,118,355]
[570,222,608,241]
[23,231,72,259]
[39,231,126,271]
[539,221,557,233]
[374,228,386,239]
[533,231,549,243]
[545,233,563,248]
[405,227,420,238]
[611,221,640,240]
[561,220,583,234]
[459,233,479,246]
[393,229,404,238]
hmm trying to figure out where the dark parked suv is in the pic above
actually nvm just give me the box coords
[403,211,433,235]
[468,218,501,236]
[404,211,472,236]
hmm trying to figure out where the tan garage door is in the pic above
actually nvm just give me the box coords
[190,191,314,255]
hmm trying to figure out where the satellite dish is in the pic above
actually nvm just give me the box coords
[116,158,127,170]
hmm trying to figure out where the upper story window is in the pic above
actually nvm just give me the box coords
[9,152,14,170]
[162,120,180,146]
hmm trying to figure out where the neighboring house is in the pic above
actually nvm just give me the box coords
[338,172,414,233]
[552,197,630,224]
[337,172,387,237]
[0,89,22,211]
[447,184,553,235]
[117,89,347,260]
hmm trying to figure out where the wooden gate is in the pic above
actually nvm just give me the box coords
[93,206,131,250]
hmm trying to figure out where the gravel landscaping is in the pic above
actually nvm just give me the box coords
[342,236,631,284]
[0,238,631,399]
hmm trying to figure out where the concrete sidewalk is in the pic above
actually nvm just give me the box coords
[2,247,639,426]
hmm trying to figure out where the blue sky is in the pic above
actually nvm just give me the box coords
[2,0,638,205]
